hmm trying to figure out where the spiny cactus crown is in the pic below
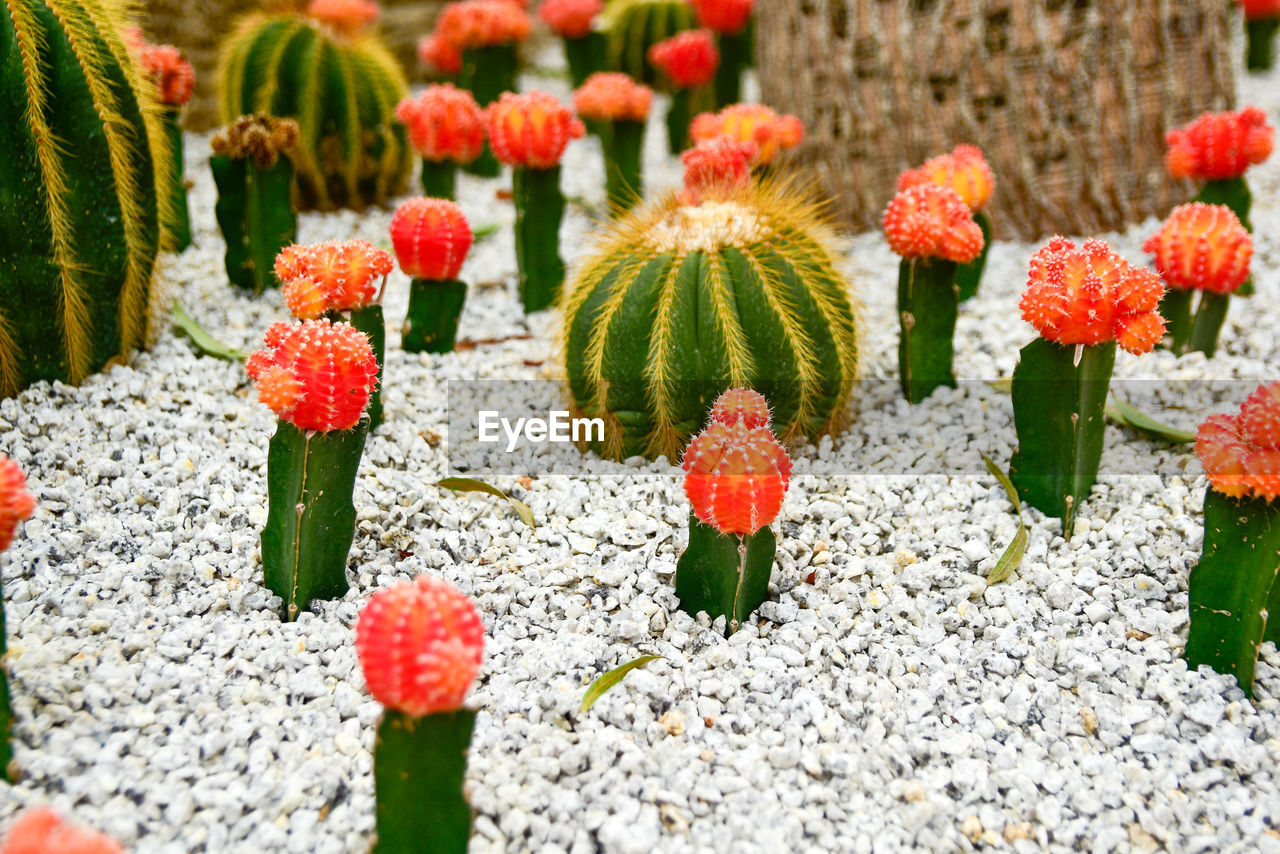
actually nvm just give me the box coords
[538,0,603,37]
[487,91,585,168]
[355,576,485,717]
[710,387,771,429]
[688,0,754,34]
[390,197,474,280]
[1165,107,1275,181]
[211,114,300,170]
[0,807,123,854]
[689,104,804,166]
[275,240,396,318]
[1143,203,1253,295]
[572,72,653,122]
[679,136,758,205]
[0,456,35,554]
[245,319,378,432]
[305,0,381,35]
[394,84,487,163]
[1019,237,1166,355]
[435,0,533,50]
[648,29,720,89]
[896,144,995,212]
[1197,382,1280,501]
[138,43,196,107]
[882,183,984,263]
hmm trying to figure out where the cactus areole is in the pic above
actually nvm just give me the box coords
[561,182,859,461]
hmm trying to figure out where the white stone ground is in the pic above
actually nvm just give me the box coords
[2,35,1280,854]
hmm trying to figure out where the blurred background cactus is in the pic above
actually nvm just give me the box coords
[0,0,172,398]
[601,0,695,86]
[216,0,411,211]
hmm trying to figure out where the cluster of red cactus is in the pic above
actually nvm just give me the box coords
[0,456,34,553]
[679,136,757,204]
[1143,203,1253,296]
[356,575,485,717]
[305,0,381,35]
[572,73,653,123]
[1197,382,1280,501]
[689,104,804,166]
[648,29,720,89]
[882,183,984,263]
[245,319,379,432]
[274,240,395,319]
[487,91,586,168]
[682,389,792,536]
[390,198,474,280]
[0,808,121,854]
[896,144,995,212]
[1019,237,1166,355]
[688,0,754,34]
[137,43,195,107]
[395,84,487,164]
[538,0,602,38]
[1165,107,1275,181]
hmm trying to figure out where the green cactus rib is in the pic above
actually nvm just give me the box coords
[217,13,410,211]
[420,159,457,200]
[603,120,644,213]
[1009,338,1116,537]
[261,419,368,621]
[955,210,991,303]
[562,32,604,89]
[1185,490,1280,699]
[1246,17,1279,72]
[373,709,475,854]
[348,305,385,429]
[602,0,696,87]
[0,0,168,397]
[211,153,297,293]
[897,257,959,403]
[458,44,517,178]
[713,29,749,107]
[403,279,467,354]
[513,166,568,313]
[675,513,775,636]
[161,109,192,251]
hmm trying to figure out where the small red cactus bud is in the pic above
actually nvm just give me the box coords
[882,183,984,263]
[0,808,123,854]
[688,0,754,34]
[896,144,995,212]
[688,103,804,166]
[245,319,378,432]
[138,43,195,106]
[1242,0,1280,19]
[436,0,532,50]
[683,418,792,536]
[1019,237,1166,355]
[487,90,585,168]
[1164,107,1274,181]
[572,72,653,123]
[1197,382,1280,501]
[538,0,602,38]
[1143,203,1252,296]
[648,29,720,89]
[418,32,463,75]
[394,84,487,164]
[709,387,771,429]
[275,240,395,318]
[356,575,485,717]
[390,198,473,280]
[306,0,380,35]
[0,456,35,554]
[679,136,757,204]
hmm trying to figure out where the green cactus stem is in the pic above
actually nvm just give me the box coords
[1186,292,1231,357]
[1160,289,1232,357]
[373,708,475,854]
[261,419,368,621]
[665,88,692,155]
[1196,177,1254,296]
[1185,490,1280,698]
[513,166,568,312]
[713,30,749,107]
[675,513,775,636]
[459,45,519,178]
[898,257,959,403]
[955,210,991,303]
[348,306,385,429]
[161,109,192,251]
[1159,288,1195,354]
[603,120,645,212]
[0,577,11,781]
[1009,338,1116,537]
[563,32,604,88]
[403,279,467,353]
[421,159,457,200]
[211,152,297,294]
[1246,16,1279,72]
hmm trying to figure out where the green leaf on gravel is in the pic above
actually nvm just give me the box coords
[472,223,500,242]
[581,655,661,713]
[981,453,1027,585]
[172,301,248,362]
[1105,396,1196,444]
[437,477,534,528]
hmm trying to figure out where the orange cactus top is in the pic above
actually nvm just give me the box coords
[709,387,771,430]
[538,0,602,38]
[0,808,123,854]
[436,0,532,50]
[395,84,487,163]
[648,29,720,89]
[896,144,995,212]
[245,319,379,432]
[1241,0,1280,20]
[305,0,380,35]
[688,0,754,35]
[356,575,485,717]
[274,240,396,319]
[138,43,195,106]
[1143,203,1252,295]
[572,73,653,123]
[0,457,34,554]
[418,32,463,75]
[679,136,758,204]
[487,90,585,168]
[1019,237,1166,355]
[688,103,803,166]
[390,197,474,281]
[882,183,984,263]
[1197,382,1280,501]
[1165,107,1275,181]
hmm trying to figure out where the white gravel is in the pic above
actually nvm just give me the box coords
[3,39,1280,854]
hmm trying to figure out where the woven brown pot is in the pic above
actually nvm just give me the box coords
[756,0,1237,240]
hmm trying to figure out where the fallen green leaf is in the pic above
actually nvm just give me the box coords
[986,377,1013,394]
[172,301,249,362]
[581,655,661,713]
[980,452,1028,585]
[981,452,1022,512]
[437,477,535,528]
[472,223,500,242]
[1106,396,1196,444]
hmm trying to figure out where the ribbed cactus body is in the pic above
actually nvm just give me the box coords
[217,12,411,211]
[601,0,695,86]
[562,185,859,461]
[0,0,170,397]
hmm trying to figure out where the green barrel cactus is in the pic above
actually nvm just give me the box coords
[216,8,411,212]
[562,181,860,461]
[600,0,695,86]
[0,0,172,397]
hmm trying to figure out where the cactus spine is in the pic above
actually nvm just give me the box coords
[0,0,172,397]
[562,181,860,461]
[216,10,411,211]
